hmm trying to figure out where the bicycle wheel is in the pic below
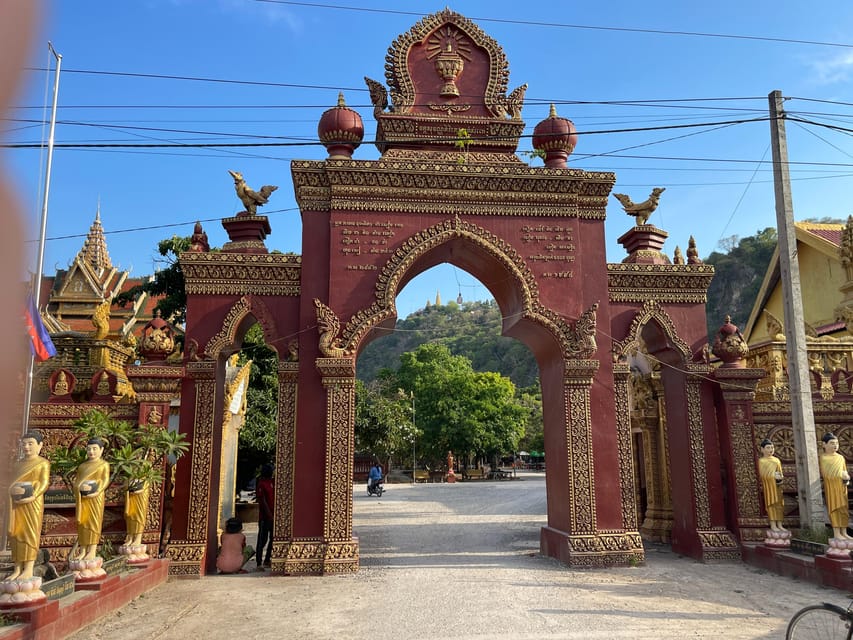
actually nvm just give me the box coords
[786,603,853,640]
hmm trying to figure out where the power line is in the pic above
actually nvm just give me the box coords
[3,115,770,149]
[254,1,853,50]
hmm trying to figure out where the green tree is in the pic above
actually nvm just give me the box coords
[115,235,191,325]
[395,343,527,464]
[354,379,419,466]
[235,323,279,489]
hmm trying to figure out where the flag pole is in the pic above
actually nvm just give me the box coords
[22,42,62,435]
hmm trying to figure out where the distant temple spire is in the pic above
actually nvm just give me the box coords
[435,290,442,306]
[76,209,113,272]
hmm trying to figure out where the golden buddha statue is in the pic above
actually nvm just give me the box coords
[5,431,50,582]
[757,439,785,532]
[819,432,851,541]
[53,371,69,396]
[72,437,111,560]
[96,371,110,395]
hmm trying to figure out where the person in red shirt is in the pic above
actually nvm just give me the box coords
[255,464,274,570]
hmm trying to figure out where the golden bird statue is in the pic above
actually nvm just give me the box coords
[612,187,666,225]
[228,170,278,216]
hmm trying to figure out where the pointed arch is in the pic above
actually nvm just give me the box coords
[612,300,691,361]
[204,295,278,359]
[338,215,597,359]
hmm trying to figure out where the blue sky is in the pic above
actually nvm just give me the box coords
[6,1,853,318]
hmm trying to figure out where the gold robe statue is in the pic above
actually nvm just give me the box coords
[758,455,784,524]
[73,441,110,559]
[7,433,50,580]
[124,482,149,546]
[819,434,850,539]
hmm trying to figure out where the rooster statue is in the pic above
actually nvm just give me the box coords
[612,187,666,225]
[228,170,278,216]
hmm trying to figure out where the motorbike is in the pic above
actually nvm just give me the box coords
[367,477,385,497]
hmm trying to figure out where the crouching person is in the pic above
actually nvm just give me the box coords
[216,517,254,574]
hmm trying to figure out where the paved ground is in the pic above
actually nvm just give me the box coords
[68,473,850,639]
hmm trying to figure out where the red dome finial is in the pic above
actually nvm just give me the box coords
[318,92,364,160]
[532,104,578,168]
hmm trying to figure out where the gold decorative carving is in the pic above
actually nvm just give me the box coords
[696,529,740,559]
[204,295,277,360]
[612,300,692,360]
[273,363,298,546]
[292,159,614,219]
[181,251,301,297]
[686,366,712,530]
[187,378,215,540]
[314,299,351,358]
[383,8,519,119]
[612,362,639,530]
[318,358,356,542]
[564,361,599,533]
[336,216,594,362]
[607,263,715,304]
[166,541,206,576]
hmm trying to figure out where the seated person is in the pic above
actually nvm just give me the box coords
[216,517,255,574]
[368,462,383,490]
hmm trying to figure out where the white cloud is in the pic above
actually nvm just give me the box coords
[810,50,853,86]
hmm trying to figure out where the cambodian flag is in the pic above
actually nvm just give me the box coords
[25,294,56,362]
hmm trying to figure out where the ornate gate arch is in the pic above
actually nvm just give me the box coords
[167,9,734,576]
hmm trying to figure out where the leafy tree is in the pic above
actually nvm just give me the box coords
[235,323,279,489]
[354,379,419,467]
[394,343,527,465]
[114,235,191,326]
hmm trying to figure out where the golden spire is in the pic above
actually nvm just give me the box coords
[435,290,442,306]
[549,103,557,118]
[337,92,346,108]
[76,208,113,272]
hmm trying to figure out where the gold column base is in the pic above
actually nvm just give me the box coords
[541,527,645,568]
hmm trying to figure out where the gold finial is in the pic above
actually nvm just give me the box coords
[337,92,346,108]
[549,103,557,118]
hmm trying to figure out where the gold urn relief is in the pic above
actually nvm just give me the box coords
[426,27,471,99]
[434,43,464,97]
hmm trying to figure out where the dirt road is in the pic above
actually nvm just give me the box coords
[69,474,846,639]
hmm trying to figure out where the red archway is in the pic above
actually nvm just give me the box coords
[166,9,733,576]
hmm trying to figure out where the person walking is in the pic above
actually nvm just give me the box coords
[255,464,274,570]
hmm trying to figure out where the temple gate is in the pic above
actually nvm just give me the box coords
[167,9,737,576]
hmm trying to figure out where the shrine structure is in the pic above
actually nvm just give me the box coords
[166,8,743,576]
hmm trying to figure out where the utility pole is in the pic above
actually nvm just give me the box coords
[768,90,824,532]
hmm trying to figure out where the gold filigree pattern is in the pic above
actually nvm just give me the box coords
[612,299,692,360]
[187,374,215,541]
[291,159,614,219]
[204,295,277,360]
[182,251,301,297]
[612,362,638,530]
[607,263,715,303]
[686,367,711,530]
[166,542,206,576]
[337,216,594,362]
[318,358,357,542]
[384,9,512,117]
[564,361,599,533]
[696,529,740,559]
[729,417,762,526]
[273,363,298,547]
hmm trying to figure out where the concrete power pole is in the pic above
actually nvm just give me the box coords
[768,90,824,532]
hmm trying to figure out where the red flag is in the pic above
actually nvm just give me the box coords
[25,294,56,362]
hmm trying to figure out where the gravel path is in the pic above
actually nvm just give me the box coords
[69,474,847,639]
